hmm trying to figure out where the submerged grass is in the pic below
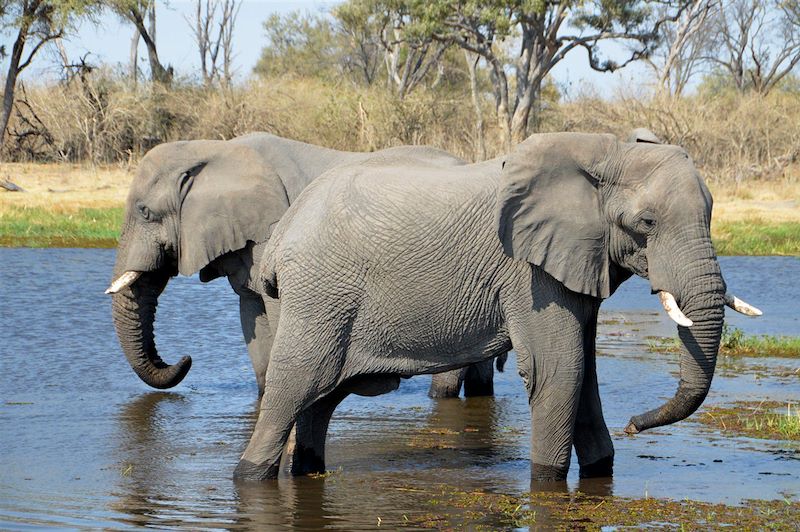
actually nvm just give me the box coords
[0,205,123,247]
[698,401,800,441]
[648,325,800,359]
[404,485,800,530]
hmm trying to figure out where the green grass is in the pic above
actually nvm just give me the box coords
[712,221,800,256]
[0,205,123,247]
[648,325,800,359]
[0,205,798,255]
[699,401,800,441]
[742,403,800,440]
[720,324,800,358]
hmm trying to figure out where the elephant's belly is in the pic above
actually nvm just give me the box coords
[345,320,512,378]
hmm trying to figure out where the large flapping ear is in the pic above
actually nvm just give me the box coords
[627,128,663,144]
[178,142,289,277]
[496,133,617,299]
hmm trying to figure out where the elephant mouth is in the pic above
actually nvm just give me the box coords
[106,271,143,294]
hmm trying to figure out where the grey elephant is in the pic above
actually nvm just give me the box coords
[233,131,760,482]
[105,133,505,397]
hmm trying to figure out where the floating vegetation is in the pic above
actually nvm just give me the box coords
[400,485,800,530]
[697,401,800,441]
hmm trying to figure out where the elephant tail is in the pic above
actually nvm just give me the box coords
[496,353,508,373]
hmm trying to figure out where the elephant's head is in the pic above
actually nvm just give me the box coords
[107,140,289,389]
[496,132,760,433]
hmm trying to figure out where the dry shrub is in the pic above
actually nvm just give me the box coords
[5,71,799,185]
[546,91,800,184]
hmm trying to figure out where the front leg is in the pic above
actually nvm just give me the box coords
[239,293,275,396]
[573,304,615,478]
[508,268,595,481]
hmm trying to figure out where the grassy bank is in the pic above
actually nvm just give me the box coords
[0,205,123,247]
[1,198,798,253]
[1,159,798,252]
[649,325,800,359]
[713,220,800,255]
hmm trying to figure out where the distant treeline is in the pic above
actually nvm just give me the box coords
[1,1,799,183]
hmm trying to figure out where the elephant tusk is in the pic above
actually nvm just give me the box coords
[105,271,142,294]
[724,293,763,316]
[658,291,693,327]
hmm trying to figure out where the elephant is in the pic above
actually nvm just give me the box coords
[233,131,761,482]
[105,132,507,398]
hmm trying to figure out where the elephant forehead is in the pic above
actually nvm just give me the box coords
[137,141,229,183]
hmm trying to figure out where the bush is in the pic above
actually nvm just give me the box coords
[5,71,799,186]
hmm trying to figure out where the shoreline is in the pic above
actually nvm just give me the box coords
[1,162,798,255]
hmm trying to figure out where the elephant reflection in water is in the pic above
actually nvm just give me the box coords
[111,393,190,528]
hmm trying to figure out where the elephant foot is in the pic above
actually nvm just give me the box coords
[290,445,326,476]
[463,380,493,397]
[530,463,568,482]
[579,455,614,479]
[233,459,280,481]
[428,386,461,399]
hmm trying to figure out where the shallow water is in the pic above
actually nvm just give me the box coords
[1,250,798,529]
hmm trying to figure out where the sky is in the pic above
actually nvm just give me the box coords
[4,0,655,99]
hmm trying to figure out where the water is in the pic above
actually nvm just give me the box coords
[1,250,798,529]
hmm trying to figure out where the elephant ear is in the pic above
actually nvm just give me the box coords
[178,144,289,277]
[627,128,663,144]
[496,133,616,299]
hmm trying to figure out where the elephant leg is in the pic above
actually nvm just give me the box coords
[291,388,349,476]
[235,316,342,481]
[428,367,468,398]
[508,270,592,481]
[573,304,615,478]
[463,358,495,397]
[239,293,274,396]
[235,368,322,481]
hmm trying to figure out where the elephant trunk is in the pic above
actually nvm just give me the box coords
[110,271,192,389]
[626,253,725,434]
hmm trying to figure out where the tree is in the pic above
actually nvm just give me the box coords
[187,0,240,87]
[367,1,691,147]
[254,11,340,79]
[1,0,91,153]
[712,0,800,95]
[333,0,383,85]
[108,0,171,83]
[646,0,718,96]
[338,0,450,98]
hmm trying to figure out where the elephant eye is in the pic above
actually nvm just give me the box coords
[137,203,152,221]
[638,213,657,233]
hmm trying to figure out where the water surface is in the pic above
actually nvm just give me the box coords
[1,250,798,529]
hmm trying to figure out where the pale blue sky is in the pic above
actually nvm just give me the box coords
[4,0,654,98]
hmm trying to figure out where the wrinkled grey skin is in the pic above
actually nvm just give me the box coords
[235,132,727,482]
[110,132,507,394]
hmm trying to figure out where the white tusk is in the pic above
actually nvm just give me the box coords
[724,293,763,316]
[105,271,142,294]
[658,291,693,327]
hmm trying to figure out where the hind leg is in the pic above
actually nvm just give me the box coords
[291,388,350,476]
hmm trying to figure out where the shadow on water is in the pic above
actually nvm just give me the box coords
[1,250,798,529]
